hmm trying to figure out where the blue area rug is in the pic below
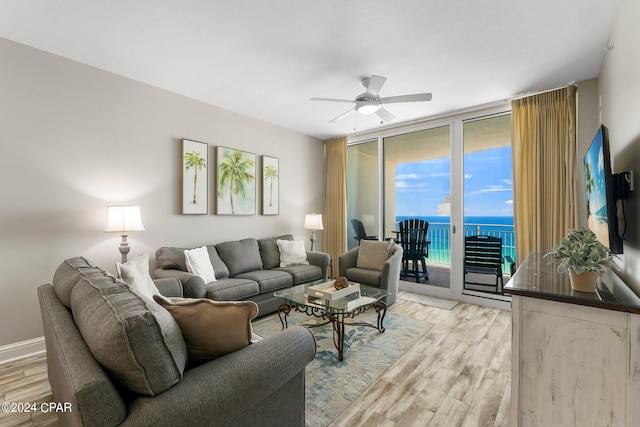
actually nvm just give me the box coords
[252,308,429,427]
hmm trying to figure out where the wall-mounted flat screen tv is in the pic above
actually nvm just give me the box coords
[583,125,623,254]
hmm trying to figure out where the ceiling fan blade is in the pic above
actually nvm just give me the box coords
[365,75,387,96]
[310,97,355,104]
[329,108,355,123]
[375,107,396,122]
[379,93,433,104]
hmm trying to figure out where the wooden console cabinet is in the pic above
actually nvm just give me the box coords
[504,252,640,427]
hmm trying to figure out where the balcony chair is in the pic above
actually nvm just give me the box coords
[351,219,378,244]
[463,234,515,294]
[397,218,430,282]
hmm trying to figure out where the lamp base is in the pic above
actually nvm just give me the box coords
[119,234,131,264]
[309,230,316,252]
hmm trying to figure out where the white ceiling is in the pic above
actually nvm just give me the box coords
[0,0,618,140]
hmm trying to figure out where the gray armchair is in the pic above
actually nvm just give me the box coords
[338,243,403,306]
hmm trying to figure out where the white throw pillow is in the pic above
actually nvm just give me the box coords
[184,246,217,283]
[276,239,309,267]
[116,253,160,299]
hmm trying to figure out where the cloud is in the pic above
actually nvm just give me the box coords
[396,181,431,191]
[480,185,512,192]
[464,174,472,179]
[505,200,513,205]
[502,179,512,186]
[396,173,421,180]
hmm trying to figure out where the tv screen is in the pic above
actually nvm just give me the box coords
[583,125,623,254]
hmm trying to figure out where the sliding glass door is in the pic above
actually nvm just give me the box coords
[346,140,379,250]
[462,114,514,298]
[383,125,451,290]
[346,104,513,307]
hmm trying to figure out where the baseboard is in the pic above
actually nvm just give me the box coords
[0,337,46,365]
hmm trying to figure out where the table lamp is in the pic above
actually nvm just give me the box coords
[105,205,145,263]
[304,213,323,251]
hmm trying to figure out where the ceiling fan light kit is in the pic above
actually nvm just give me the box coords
[355,100,380,115]
[311,74,432,124]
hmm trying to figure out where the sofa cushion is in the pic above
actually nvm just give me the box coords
[68,260,188,396]
[274,264,323,285]
[155,246,229,279]
[356,240,394,271]
[345,267,382,287]
[155,246,189,271]
[52,257,104,308]
[154,295,258,365]
[235,270,293,293]
[116,253,160,299]
[216,239,263,276]
[276,239,309,267]
[204,278,260,301]
[184,246,217,283]
[206,245,230,279]
[257,234,294,270]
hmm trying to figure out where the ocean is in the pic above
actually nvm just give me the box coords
[395,215,516,265]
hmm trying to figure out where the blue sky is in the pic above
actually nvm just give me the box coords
[395,146,513,217]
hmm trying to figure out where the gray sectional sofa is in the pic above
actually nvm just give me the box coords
[38,257,316,426]
[153,234,331,316]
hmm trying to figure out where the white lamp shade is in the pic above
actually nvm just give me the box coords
[304,213,323,230]
[105,205,145,233]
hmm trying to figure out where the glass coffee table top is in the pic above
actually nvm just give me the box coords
[274,281,389,315]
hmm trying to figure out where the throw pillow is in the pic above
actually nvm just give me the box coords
[184,246,217,283]
[276,239,309,267]
[116,253,160,299]
[70,265,188,396]
[356,240,394,271]
[154,295,258,365]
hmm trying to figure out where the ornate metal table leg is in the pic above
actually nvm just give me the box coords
[374,300,387,332]
[332,313,346,361]
[278,302,292,330]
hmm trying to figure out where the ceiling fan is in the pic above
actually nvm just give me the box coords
[311,75,432,123]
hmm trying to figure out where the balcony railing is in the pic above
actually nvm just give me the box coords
[414,222,516,273]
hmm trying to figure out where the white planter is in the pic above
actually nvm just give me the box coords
[569,269,599,293]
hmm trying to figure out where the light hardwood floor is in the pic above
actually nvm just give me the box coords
[0,293,511,427]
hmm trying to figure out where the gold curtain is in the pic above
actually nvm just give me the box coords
[512,86,577,264]
[323,137,347,275]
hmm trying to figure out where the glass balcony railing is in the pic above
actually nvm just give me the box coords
[421,222,516,273]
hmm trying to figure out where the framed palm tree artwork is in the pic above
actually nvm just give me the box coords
[216,146,256,215]
[181,139,208,214]
[262,156,279,215]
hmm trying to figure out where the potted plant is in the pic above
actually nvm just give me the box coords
[545,227,613,292]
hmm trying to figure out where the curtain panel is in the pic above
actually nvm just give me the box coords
[511,86,577,264]
[323,137,347,274]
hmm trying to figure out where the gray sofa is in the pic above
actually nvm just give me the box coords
[38,257,316,427]
[338,243,403,306]
[153,234,331,316]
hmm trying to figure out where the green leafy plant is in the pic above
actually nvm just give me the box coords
[545,227,613,274]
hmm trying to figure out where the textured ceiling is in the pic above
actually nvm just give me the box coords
[0,0,618,140]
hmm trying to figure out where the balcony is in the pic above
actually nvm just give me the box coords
[398,221,516,293]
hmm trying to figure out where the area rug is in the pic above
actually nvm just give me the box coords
[399,292,459,310]
[252,309,429,427]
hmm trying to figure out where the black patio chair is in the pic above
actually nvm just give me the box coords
[463,235,515,294]
[397,219,430,282]
[350,219,378,244]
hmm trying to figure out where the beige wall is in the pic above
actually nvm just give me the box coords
[0,38,324,348]
[575,78,600,228]
[598,0,640,294]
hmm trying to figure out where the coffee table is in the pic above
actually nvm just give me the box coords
[274,282,388,360]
